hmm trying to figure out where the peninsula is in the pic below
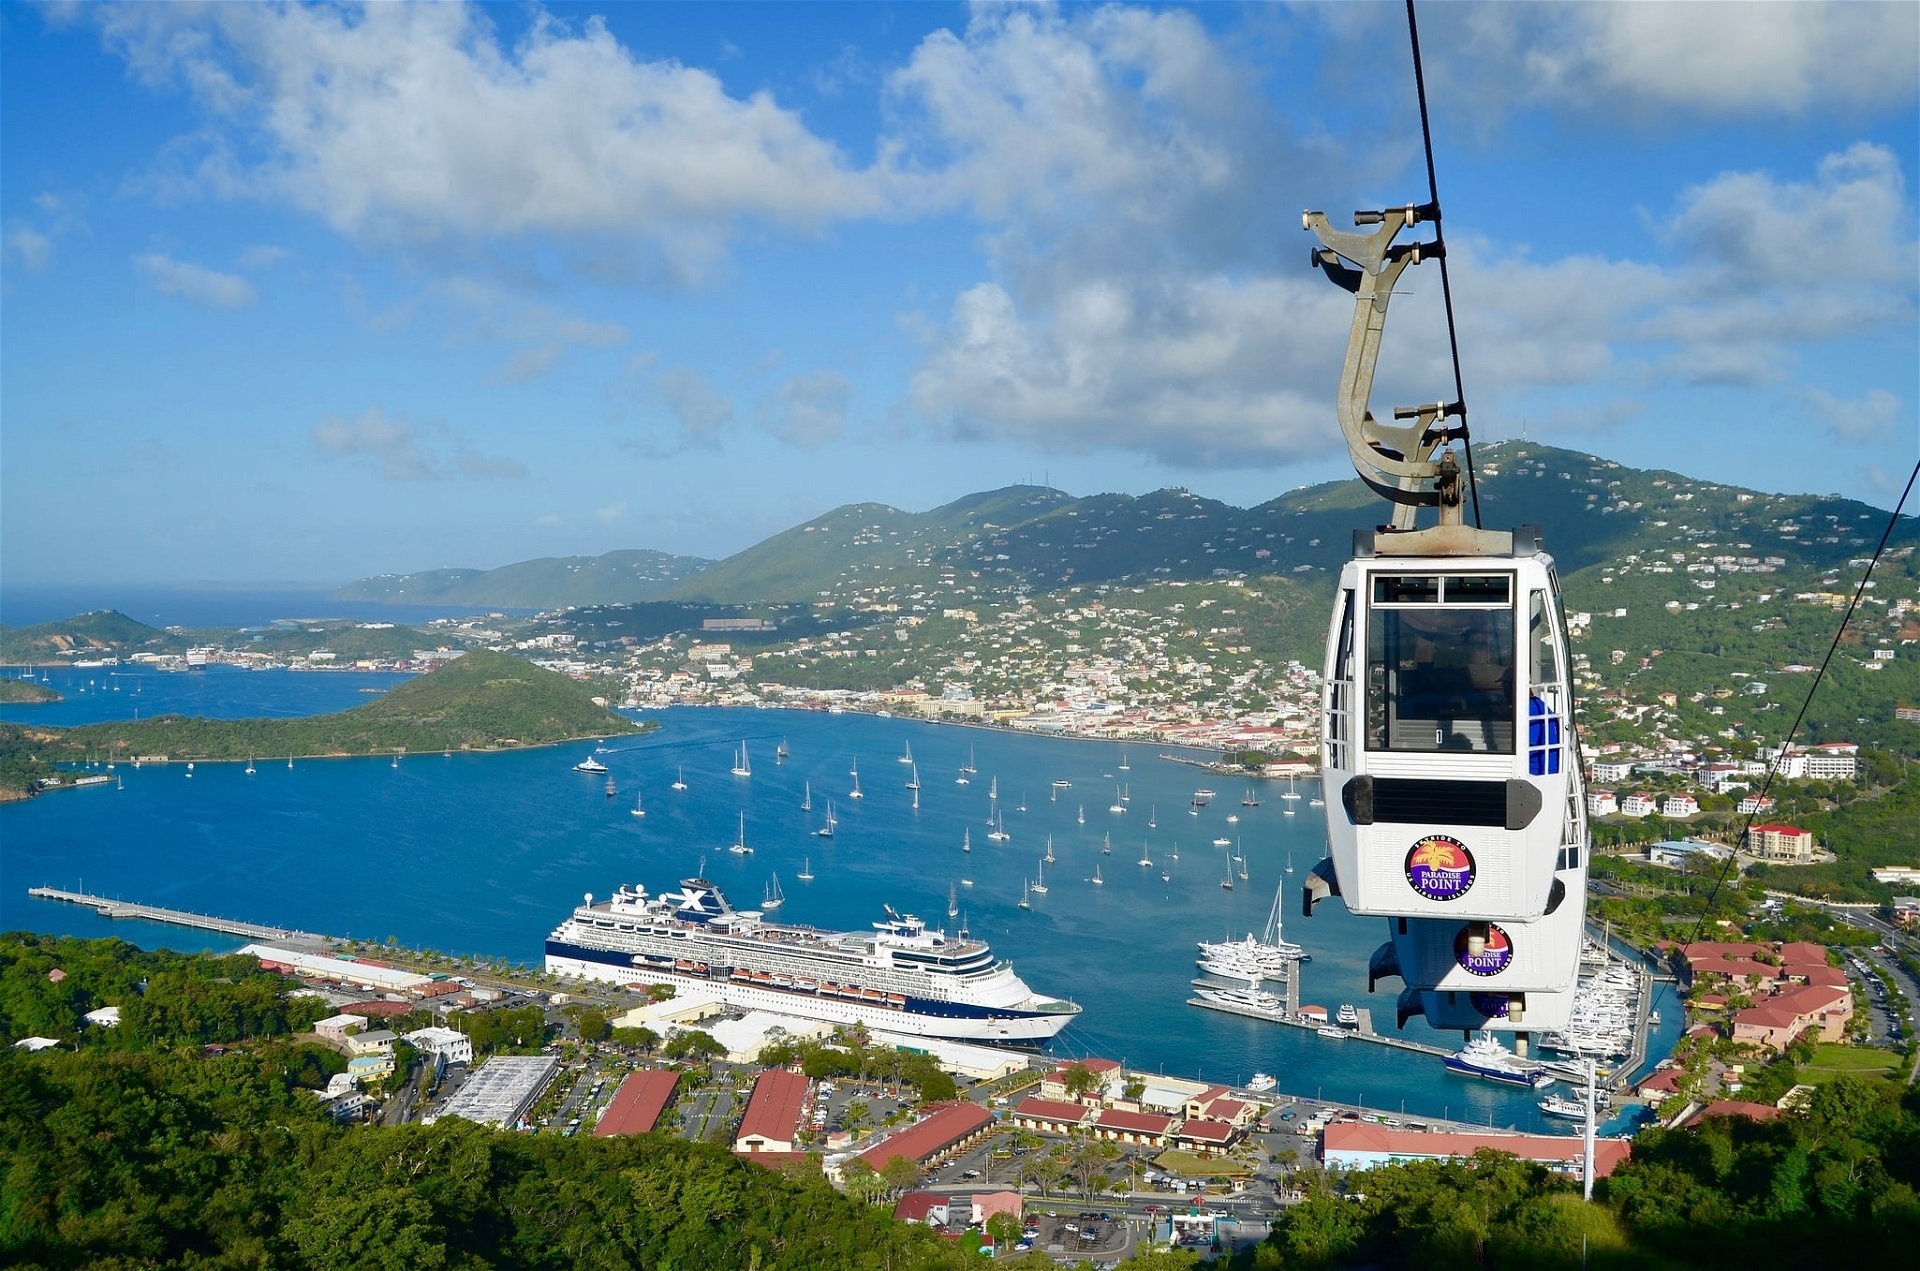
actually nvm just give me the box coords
[17,650,642,788]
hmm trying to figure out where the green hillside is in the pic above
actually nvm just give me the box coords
[0,610,190,664]
[43,650,641,769]
[334,549,713,608]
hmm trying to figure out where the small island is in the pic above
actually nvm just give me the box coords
[0,679,61,705]
[2,650,644,796]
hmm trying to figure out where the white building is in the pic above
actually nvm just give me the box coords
[404,1026,474,1065]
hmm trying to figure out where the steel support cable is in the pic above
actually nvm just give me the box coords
[1403,0,1482,529]
[1653,453,1920,1019]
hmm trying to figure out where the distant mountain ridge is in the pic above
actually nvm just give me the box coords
[331,549,713,609]
[332,443,1914,610]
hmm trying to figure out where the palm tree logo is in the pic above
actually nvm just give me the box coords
[1405,834,1474,900]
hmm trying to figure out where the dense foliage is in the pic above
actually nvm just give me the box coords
[42,650,642,767]
[1252,1077,1920,1269]
[0,724,58,801]
[0,680,60,704]
[0,610,189,664]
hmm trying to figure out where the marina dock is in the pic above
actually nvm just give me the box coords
[1187,978,1451,1059]
[26,888,294,942]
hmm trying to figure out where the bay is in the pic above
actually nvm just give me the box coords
[0,582,531,630]
[0,685,1673,1134]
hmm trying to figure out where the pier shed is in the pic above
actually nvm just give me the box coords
[239,944,430,993]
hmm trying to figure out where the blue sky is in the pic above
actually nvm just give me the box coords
[3,1,1915,586]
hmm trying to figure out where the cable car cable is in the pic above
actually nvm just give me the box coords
[1652,453,1919,1018]
[1403,0,1482,530]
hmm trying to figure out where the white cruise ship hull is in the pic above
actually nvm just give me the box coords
[545,950,1075,1045]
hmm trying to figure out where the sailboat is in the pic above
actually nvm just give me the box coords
[898,740,914,764]
[962,745,977,775]
[762,873,784,910]
[955,765,970,786]
[988,804,1009,842]
[1286,851,1295,875]
[1108,785,1125,814]
[797,857,815,882]
[1044,835,1056,864]
[776,738,790,761]
[1239,853,1249,881]
[962,828,972,853]
[1118,750,1129,771]
[245,756,256,776]
[1092,863,1104,886]
[1148,805,1157,829]
[729,812,753,855]
[604,774,617,797]
[116,775,124,790]
[672,765,688,791]
[912,783,920,812]
[630,791,646,818]
[1138,842,1153,868]
[1121,783,1131,804]
[1242,786,1262,807]
[1031,860,1048,894]
[1221,859,1235,891]
[849,761,864,800]
[186,762,194,779]
[287,755,294,769]
[1282,775,1301,802]
[905,762,920,791]
[1017,792,1028,813]
[948,883,959,918]
[731,742,751,778]
[1101,832,1112,856]
[801,781,812,812]
[1077,804,1085,825]
[814,801,837,838]
[1018,880,1031,909]
[1170,841,1180,862]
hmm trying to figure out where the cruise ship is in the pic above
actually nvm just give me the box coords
[544,878,1081,1046]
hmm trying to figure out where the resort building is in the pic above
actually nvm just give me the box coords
[1744,824,1816,862]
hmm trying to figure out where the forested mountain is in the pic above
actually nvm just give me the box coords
[332,548,713,608]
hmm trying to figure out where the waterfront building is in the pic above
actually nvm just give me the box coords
[594,1069,681,1137]
[1321,1122,1631,1179]
[734,1068,812,1155]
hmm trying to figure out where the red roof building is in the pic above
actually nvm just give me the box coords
[1092,1107,1173,1146]
[1013,1096,1092,1133]
[594,1068,680,1137]
[1732,983,1853,1052]
[852,1102,994,1176]
[734,1068,812,1154]
[1172,1118,1241,1155]
[1322,1122,1631,1179]
[340,999,412,1019]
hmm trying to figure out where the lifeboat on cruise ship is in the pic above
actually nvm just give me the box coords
[885,993,907,1007]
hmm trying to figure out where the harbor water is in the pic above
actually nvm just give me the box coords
[1,669,1675,1133]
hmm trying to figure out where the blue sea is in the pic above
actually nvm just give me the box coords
[0,675,1675,1133]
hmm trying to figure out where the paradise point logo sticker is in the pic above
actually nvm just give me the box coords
[1405,834,1475,901]
[1469,991,1512,1019]
[1454,924,1514,976]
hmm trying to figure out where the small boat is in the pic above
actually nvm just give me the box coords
[672,765,688,791]
[1212,836,1232,847]
[1109,785,1125,814]
[1031,860,1049,894]
[573,756,609,774]
[801,782,812,812]
[1246,1072,1276,1092]
[1118,751,1130,771]
[1220,860,1234,890]
[393,752,401,769]
[899,741,914,765]
[1286,852,1294,875]
[1336,1004,1358,1026]
[186,762,194,779]
[1226,812,1239,823]
[1148,805,1157,829]
[911,783,920,811]
[729,812,753,855]
[116,776,124,790]
[814,801,837,838]
[960,876,974,887]
[1316,1026,1348,1040]
[1044,835,1056,864]
[1539,1094,1587,1120]
[955,767,970,786]
[1101,832,1112,856]
[948,883,959,918]
[630,791,646,818]
[287,755,293,769]
[1077,804,1085,825]
[1241,787,1261,807]
[604,775,617,797]
[1017,793,1028,813]
[849,761,864,800]
[244,756,256,776]
[1281,776,1301,803]
[906,762,920,791]
[797,857,815,882]
[731,742,751,778]
[1017,880,1031,909]
[962,746,977,775]
[1193,788,1215,805]
[763,873,785,910]
[1092,864,1104,886]
[1139,844,1153,868]
[1051,778,1071,788]
[962,828,972,853]
[776,738,790,761]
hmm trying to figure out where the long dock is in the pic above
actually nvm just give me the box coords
[1186,986,1450,1058]
[26,888,294,941]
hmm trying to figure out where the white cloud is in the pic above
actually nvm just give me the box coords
[4,225,54,270]
[772,371,851,446]
[91,2,881,280]
[655,367,734,439]
[310,406,525,480]
[438,276,626,382]
[134,251,257,308]
[1801,387,1904,444]
[237,243,289,269]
